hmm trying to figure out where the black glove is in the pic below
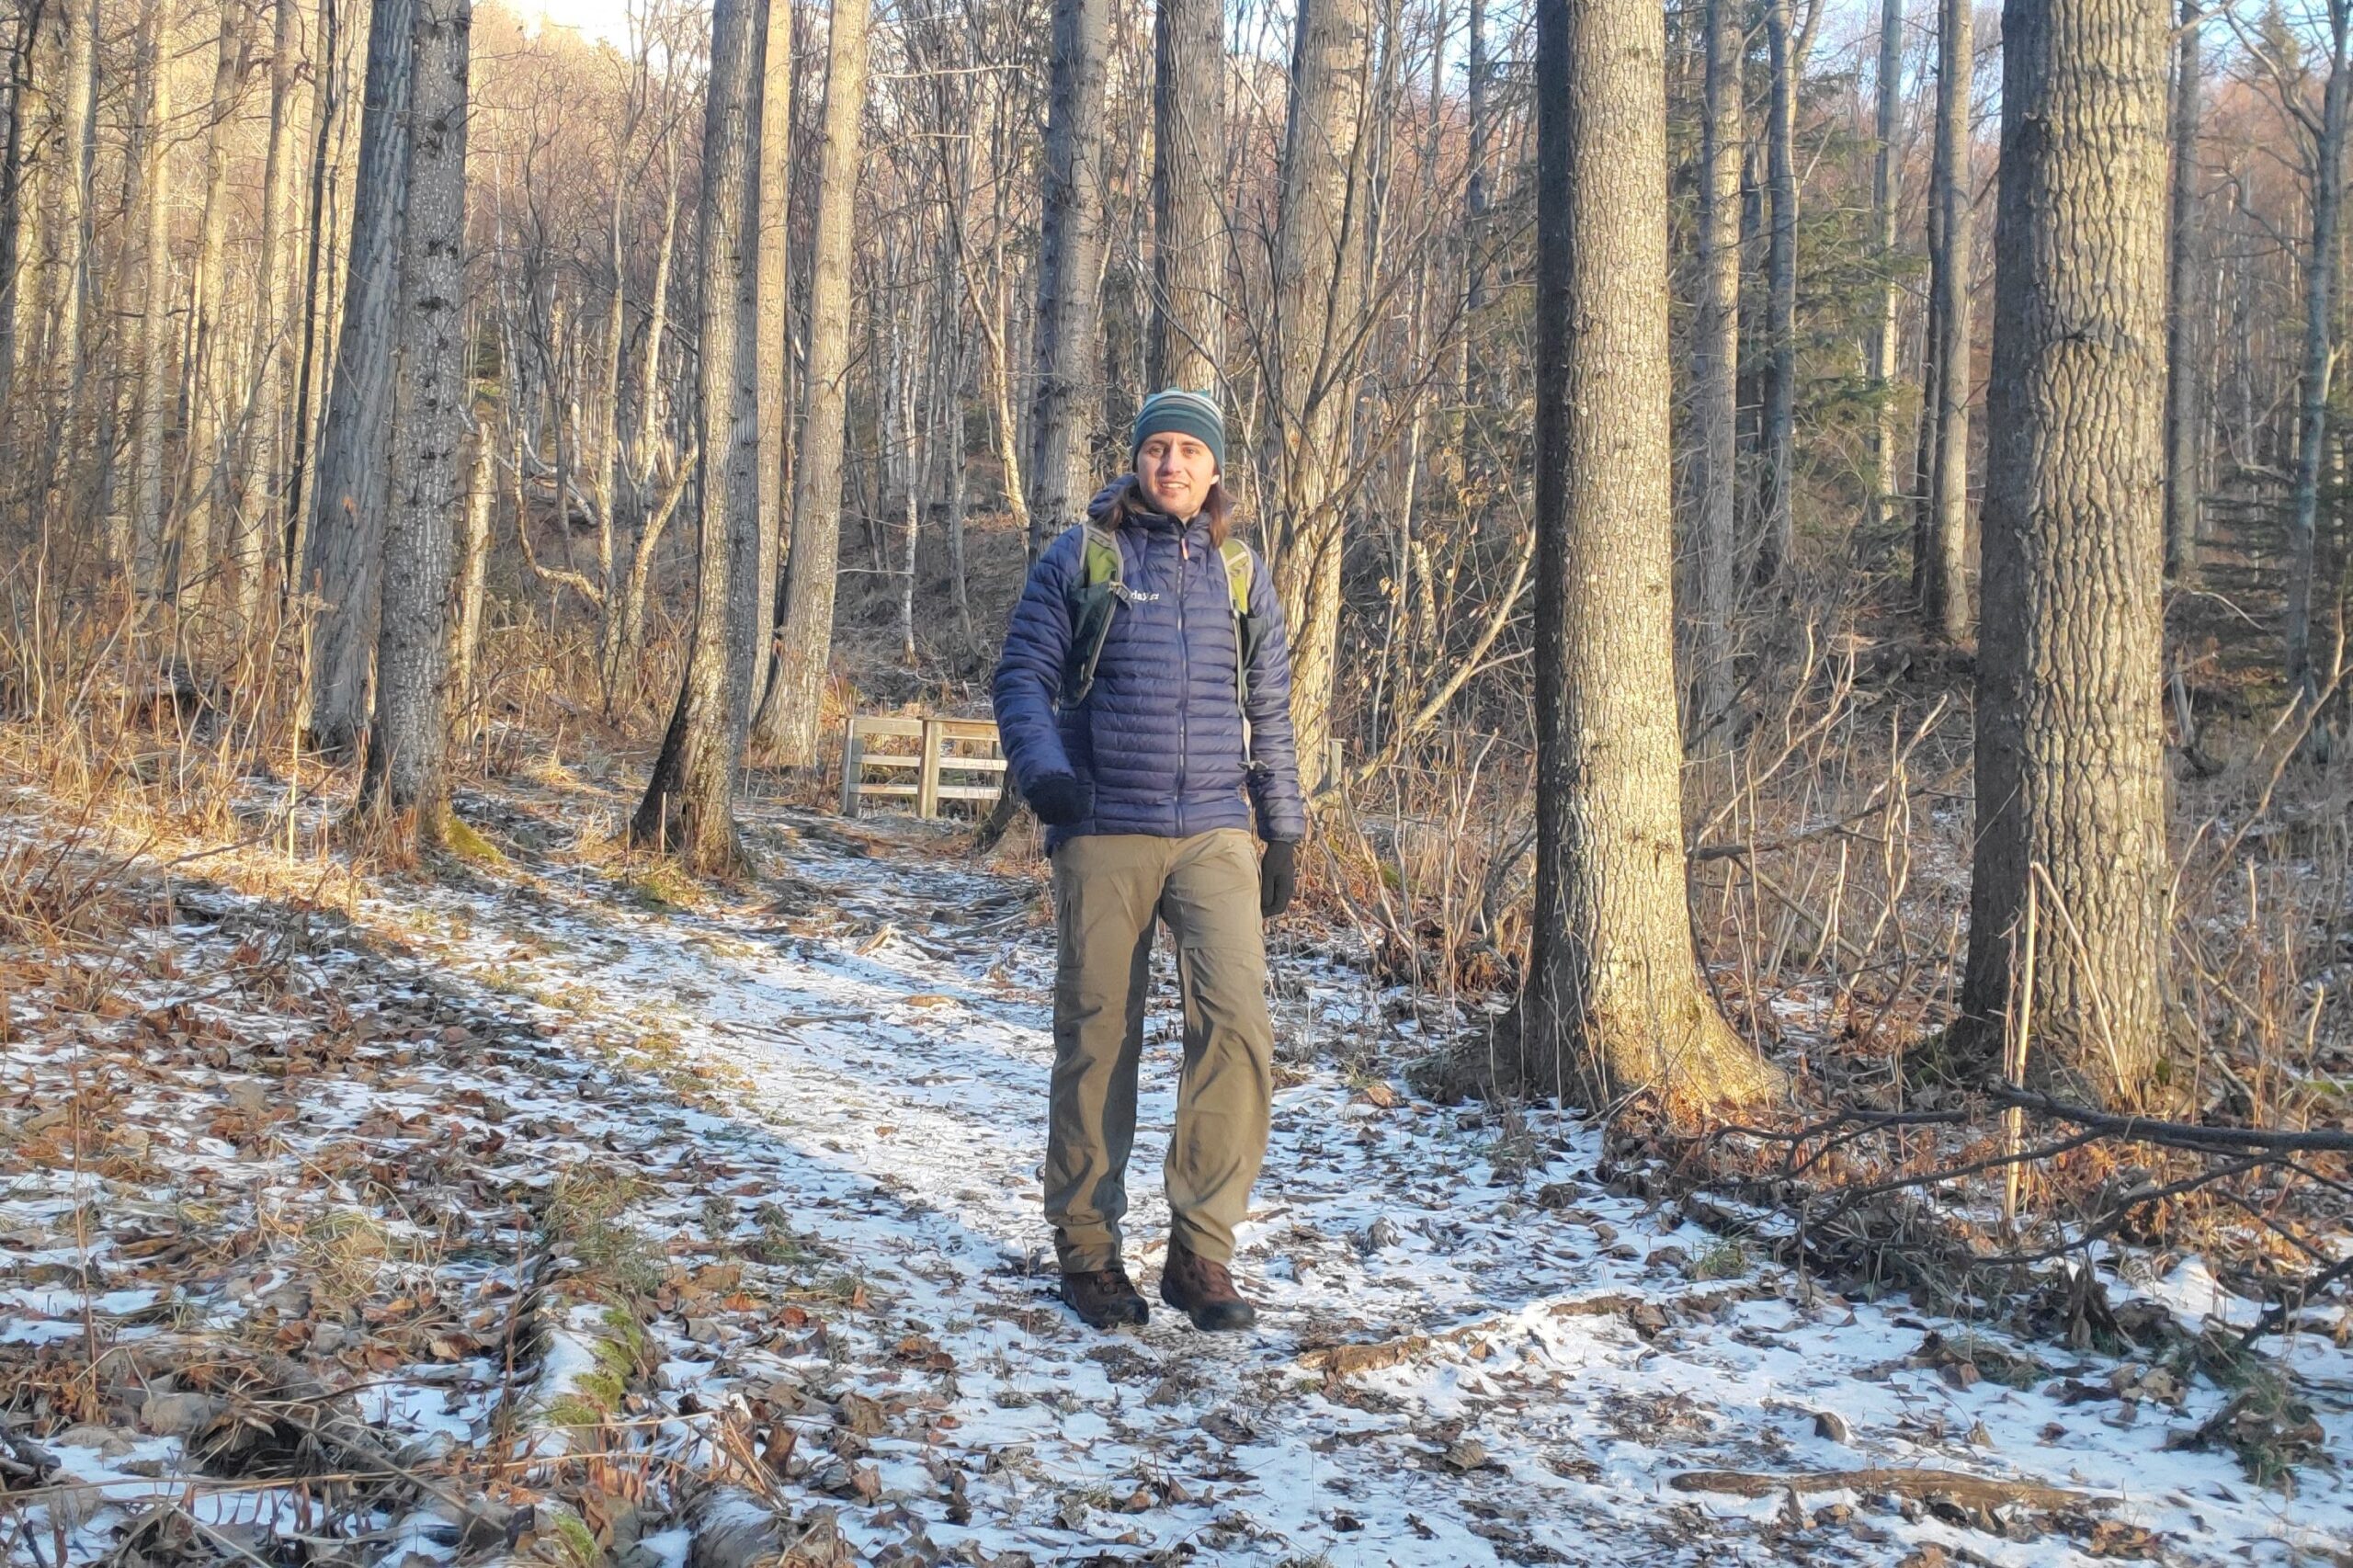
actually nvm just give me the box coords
[1025,773,1090,827]
[1259,839,1297,919]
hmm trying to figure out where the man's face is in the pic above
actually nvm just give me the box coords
[1135,433,1219,520]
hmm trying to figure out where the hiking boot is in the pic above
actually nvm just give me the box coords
[1059,1266,1148,1329]
[1159,1244,1258,1332]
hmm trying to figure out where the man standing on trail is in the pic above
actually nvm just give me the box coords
[991,389,1308,1333]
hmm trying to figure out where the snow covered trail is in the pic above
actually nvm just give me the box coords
[330,791,2348,1568]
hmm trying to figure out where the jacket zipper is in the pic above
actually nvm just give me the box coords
[1174,529,1188,837]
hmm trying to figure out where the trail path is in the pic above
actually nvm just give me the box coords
[6,783,2349,1566]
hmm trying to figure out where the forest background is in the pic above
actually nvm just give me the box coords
[0,0,2349,1471]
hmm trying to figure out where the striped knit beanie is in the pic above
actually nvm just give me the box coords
[1131,388,1225,471]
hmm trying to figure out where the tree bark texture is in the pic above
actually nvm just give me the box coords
[2162,0,2202,584]
[233,0,300,625]
[1961,0,2171,1109]
[631,0,768,869]
[1870,0,1904,532]
[2287,3,2350,710]
[1688,0,1743,733]
[752,0,792,707]
[358,0,471,834]
[1266,0,1372,798]
[448,407,494,738]
[1921,0,1972,640]
[181,0,252,611]
[761,0,868,768]
[1756,0,1797,586]
[1148,0,1222,391]
[1520,0,1783,1114]
[1027,0,1108,555]
[303,0,416,756]
[131,0,177,596]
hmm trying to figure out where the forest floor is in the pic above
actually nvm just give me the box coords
[4,768,2351,1568]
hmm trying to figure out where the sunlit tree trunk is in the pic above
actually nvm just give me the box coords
[181,0,252,612]
[131,0,178,597]
[1265,0,1372,797]
[358,0,472,841]
[233,0,301,625]
[1149,0,1222,391]
[760,0,870,767]
[2287,1,2351,715]
[303,0,415,756]
[1869,0,1904,534]
[1688,0,1743,732]
[1027,0,1107,554]
[631,0,767,867]
[1919,0,1972,640]
[2163,0,2203,585]
[1755,0,1797,585]
[1518,0,1784,1114]
[1960,0,2171,1109]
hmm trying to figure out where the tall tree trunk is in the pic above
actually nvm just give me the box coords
[132,0,178,597]
[0,0,40,420]
[1518,0,1782,1113]
[760,0,869,768]
[50,0,96,526]
[1920,0,1972,640]
[181,0,251,612]
[631,0,767,867]
[1755,0,1797,585]
[1148,0,1222,390]
[233,0,300,625]
[2163,0,2203,584]
[284,0,341,581]
[1027,0,1108,554]
[749,0,791,718]
[2288,2,2351,714]
[448,406,494,741]
[302,0,415,756]
[358,0,471,837]
[1960,0,2170,1109]
[1266,0,1372,798]
[1869,0,1904,532]
[1688,0,1743,732]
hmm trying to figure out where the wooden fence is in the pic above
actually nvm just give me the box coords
[838,715,1006,819]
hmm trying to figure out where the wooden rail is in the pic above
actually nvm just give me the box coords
[839,715,1006,819]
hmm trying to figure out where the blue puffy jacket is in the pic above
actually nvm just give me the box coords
[992,483,1309,848]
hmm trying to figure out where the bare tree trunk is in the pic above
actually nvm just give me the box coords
[760,0,869,768]
[1518,0,1783,1114]
[48,0,96,528]
[2163,0,2203,584]
[631,0,767,868]
[303,0,415,756]
[358,0,471,839]
[1148,0,1222,390]
[232,0,300,625]
[2288,1,2351,714]
[0,0,40,420]
[132,0,178,597]
[283,0,341,581]
[750,0,791,715]
[181,0,252,612]
[1755,0,1797,586]
[1869,0,1904,532]
[1688,0,1743,732]
[1920,0,1972,640]
[1961,0,2170,1109]
[447,407,494,740]
[1027,0,1107,554]
[1266,0,1373,799]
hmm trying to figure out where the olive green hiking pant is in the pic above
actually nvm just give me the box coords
[1045,829,1274,1272]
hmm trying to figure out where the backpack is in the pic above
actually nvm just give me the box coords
[1061,524,1265,722]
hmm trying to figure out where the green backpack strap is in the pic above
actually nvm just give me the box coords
[1062,525,1124,707]
[1220,540,1266,760]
